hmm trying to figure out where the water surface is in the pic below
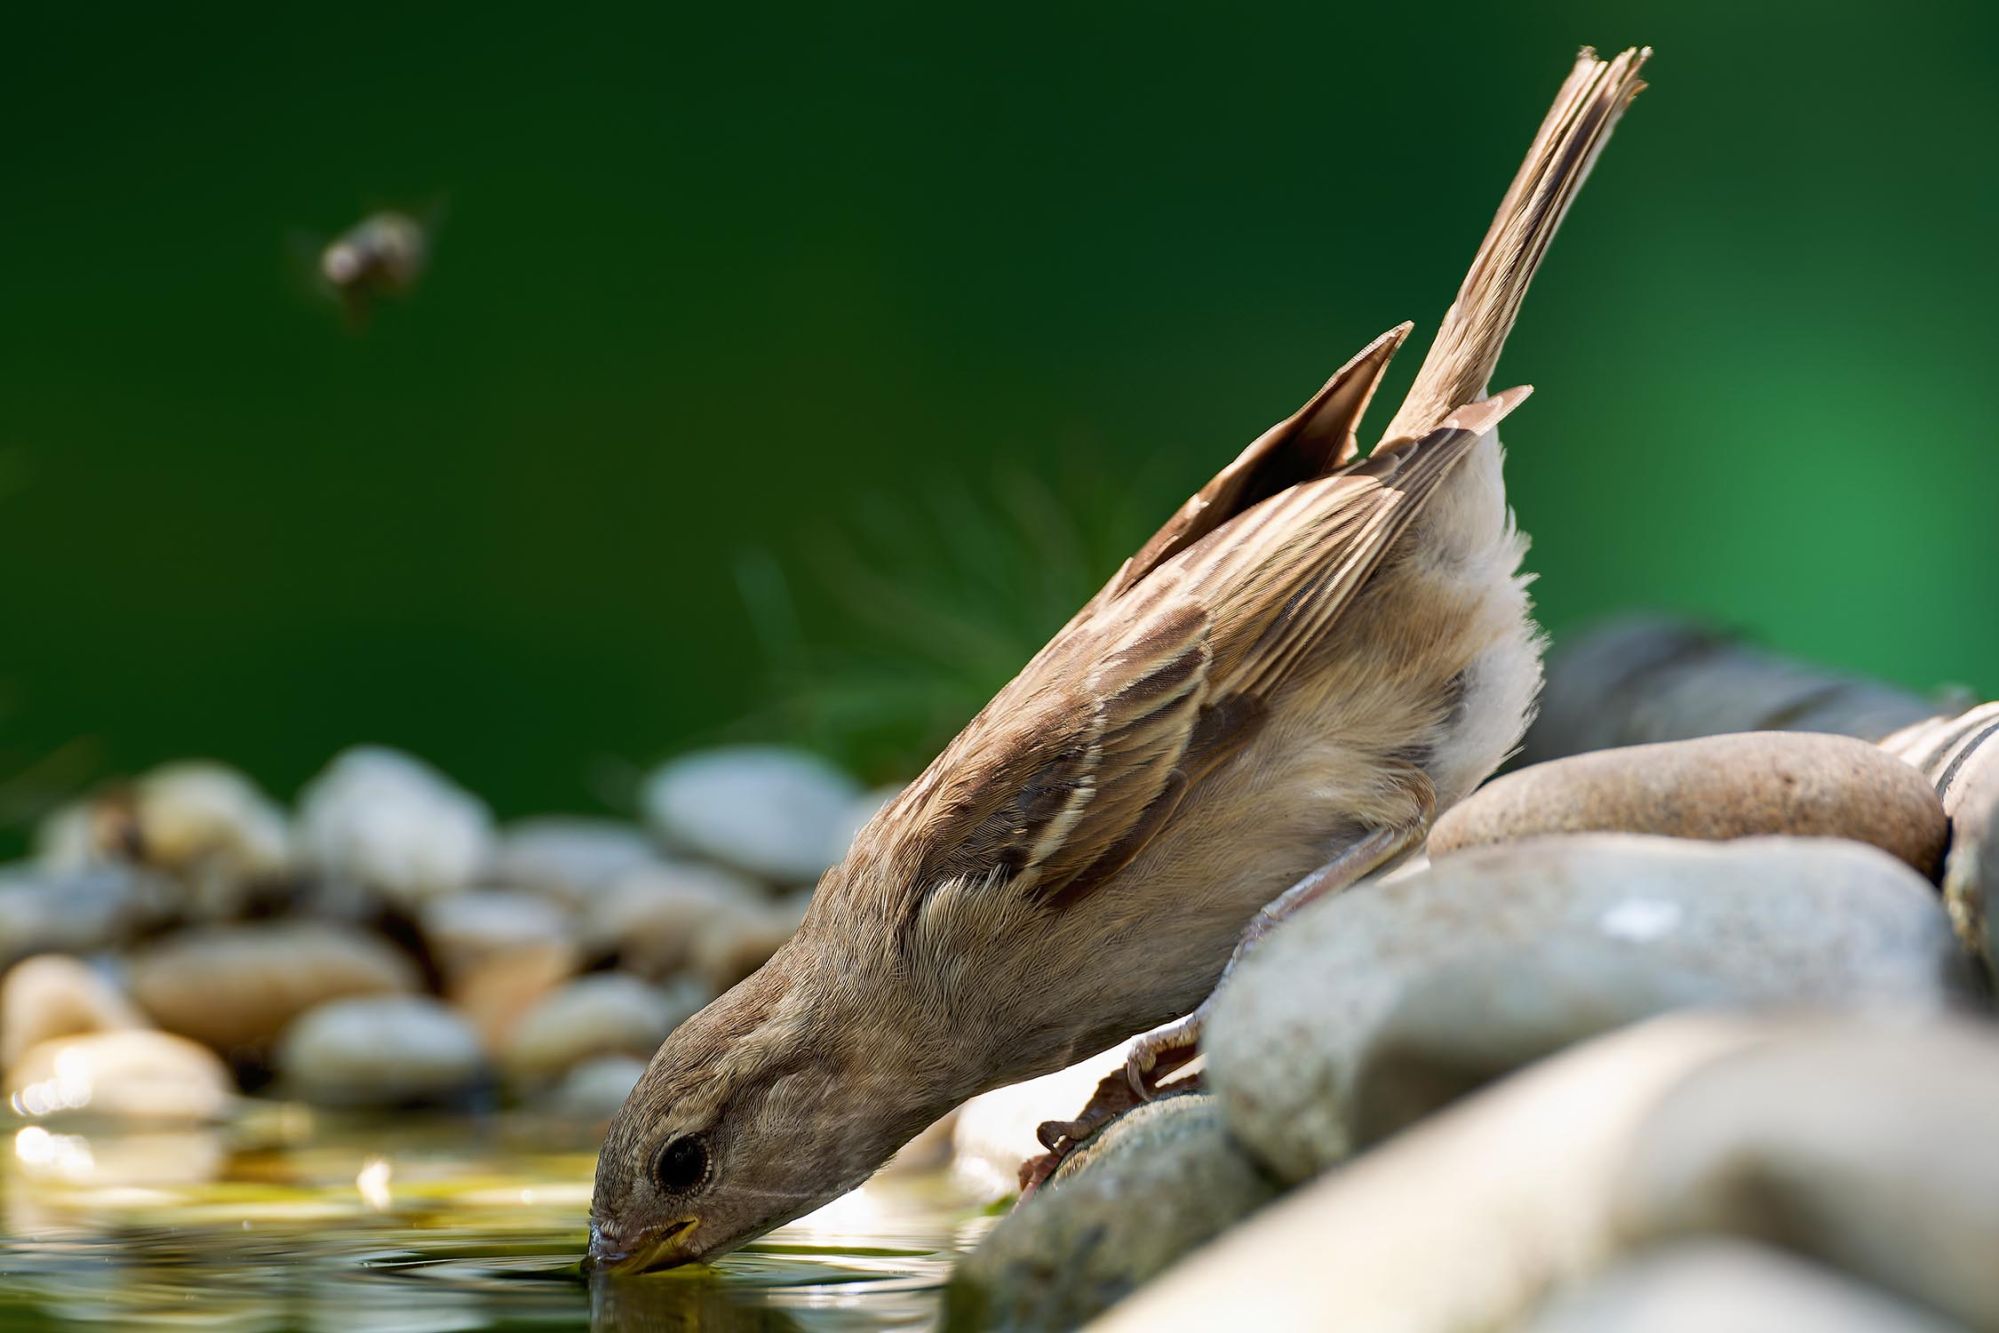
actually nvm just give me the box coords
[0,1105,988,1331]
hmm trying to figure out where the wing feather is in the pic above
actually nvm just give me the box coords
[873,390,1528,929]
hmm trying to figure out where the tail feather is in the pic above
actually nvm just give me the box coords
[1381,45,1649,444]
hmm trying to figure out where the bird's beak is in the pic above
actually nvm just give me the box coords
[585,1217,702,1274]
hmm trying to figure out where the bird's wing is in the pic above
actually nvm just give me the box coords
[866,392,1526,925]
[1080,324,1409,618]
[872,585,1227,921]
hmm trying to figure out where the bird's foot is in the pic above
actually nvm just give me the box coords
[1016,1014,1208,1198]
[1122,1006,1205,1102]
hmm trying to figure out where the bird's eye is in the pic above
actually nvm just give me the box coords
[651,1135,711,1195]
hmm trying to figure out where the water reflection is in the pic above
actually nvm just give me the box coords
[0,1109,987,1331]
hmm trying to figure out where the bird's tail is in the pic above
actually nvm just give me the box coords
[1380,45,1649,445]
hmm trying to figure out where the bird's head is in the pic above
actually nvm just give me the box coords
[585,925,959,1273]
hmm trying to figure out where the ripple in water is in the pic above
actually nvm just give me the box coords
[0,1109,991,1331]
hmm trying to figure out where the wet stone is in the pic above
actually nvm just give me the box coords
[420,891,573,983]
[945,1094,1278,1333]
[1095,1017,1774,1333]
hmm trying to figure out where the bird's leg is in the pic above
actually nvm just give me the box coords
[1020,823,1422,1196]
[1123,823,1423,1095]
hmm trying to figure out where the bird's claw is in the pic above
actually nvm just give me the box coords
[1123,1010,1204,1102]
[1016,1015,1209,1201]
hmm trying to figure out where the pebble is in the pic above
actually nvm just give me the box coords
[1,955,149,1069]
[1522,616,1941,765]
[1880,700,1999,788]
[944,1094,1277,1333]
[295,746,495,908]
[1096,1015,1772,1333]
[501,973,704,1085]
[36,762,293,919]
[687,896,806,993]
[1940,744,1999,973]
[579,860,764,980]
[1612,1019,1999,1330]
[640,746,860,884]
[1431,732,1949,879]
[1884,701,1999,972]
[829,785,901,863]
[277,995,485,1107]
[419,891,573,983]
[0,865,172,964]
[487,816,660,909]
[1208,835,1972,1184]
[1522,1240,1963,1333]
[448,938,579,1053]
[7,1029,235,1121]
[128,922,420,1052]
[1108,1014,1999,1333]
[544,1054,648,1120]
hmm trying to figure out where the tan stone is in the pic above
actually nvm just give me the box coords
[447,938,578,1053]
[7,1030,234,1122]
[1,955,148,1069]
[129,922,419,1051]
[579,861,763,981]
[1432,732,1948,878]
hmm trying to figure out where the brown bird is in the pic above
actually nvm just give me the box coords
[590,45,1649,1272]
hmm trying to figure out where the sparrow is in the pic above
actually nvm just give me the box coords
[589,45,1649,1272]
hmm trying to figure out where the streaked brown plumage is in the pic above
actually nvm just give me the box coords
[590,45,1648,1272]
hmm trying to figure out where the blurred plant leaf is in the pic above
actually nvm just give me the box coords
[0,451,99,848]
[734,460,1175,781]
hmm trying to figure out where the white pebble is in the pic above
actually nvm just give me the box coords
[296,747,495,908]
[640,746,861,884]
[278,995,485,1107]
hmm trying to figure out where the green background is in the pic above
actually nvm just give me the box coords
[4,1,1994,831]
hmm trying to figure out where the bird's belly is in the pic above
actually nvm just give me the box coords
[1070,534,1538,1037]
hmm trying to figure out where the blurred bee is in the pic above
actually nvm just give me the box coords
[299,205,440,328]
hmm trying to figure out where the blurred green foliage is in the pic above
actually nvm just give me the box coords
[2,1,1995,834]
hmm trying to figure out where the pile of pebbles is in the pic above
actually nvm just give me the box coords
[950,617,1999,1333]
[0,743,890,1122]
